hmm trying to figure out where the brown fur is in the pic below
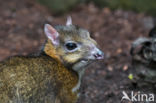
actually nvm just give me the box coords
[0,54,78,103]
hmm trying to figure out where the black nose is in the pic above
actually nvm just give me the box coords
[93,51,104,60]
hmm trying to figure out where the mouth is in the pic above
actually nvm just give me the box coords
[81,58,98,63]
[81,59,91,62]
[79,59,93,64]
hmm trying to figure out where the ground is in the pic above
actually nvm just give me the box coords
[0,0,155,103]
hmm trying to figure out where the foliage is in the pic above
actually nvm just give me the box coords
[93,0,156,16]
[37,0,156,16]
[37,0,78,14]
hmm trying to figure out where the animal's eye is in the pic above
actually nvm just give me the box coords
[65,42,78,51]
[143,48,153,60]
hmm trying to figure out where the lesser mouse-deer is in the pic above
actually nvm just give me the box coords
[0,17,104,103]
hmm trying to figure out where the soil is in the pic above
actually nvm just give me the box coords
[0,0,155,103]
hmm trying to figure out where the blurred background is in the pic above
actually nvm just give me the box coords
[0,0,155,103]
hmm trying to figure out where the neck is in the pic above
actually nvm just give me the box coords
[43,39,61,62]
[72,60,90,93]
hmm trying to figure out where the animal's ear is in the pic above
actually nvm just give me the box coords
[149,26,156,38]
[44,24,59,46]
[66,16,72,26]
